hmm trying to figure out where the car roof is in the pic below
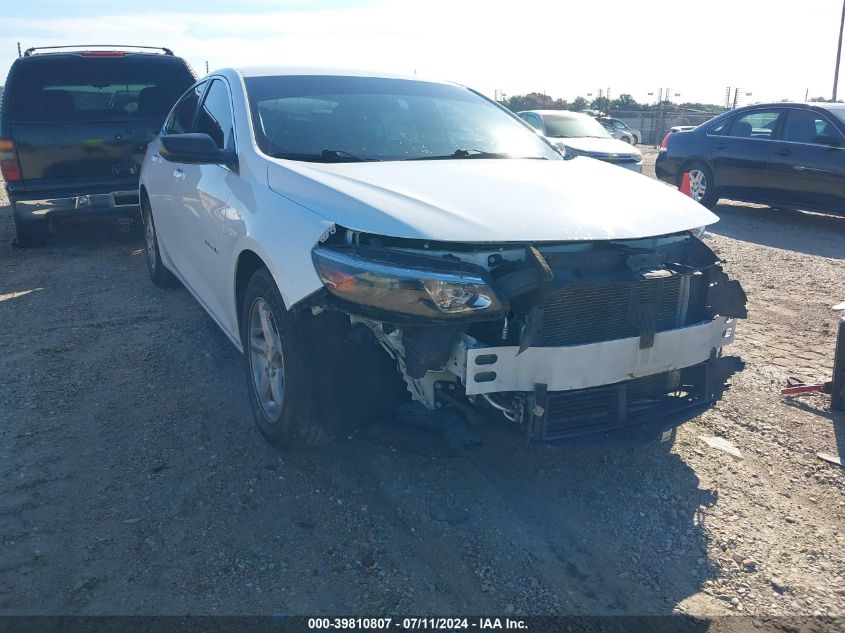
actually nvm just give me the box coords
[732,101,841,110]
[520,110,588,118]
[231,66,452,85]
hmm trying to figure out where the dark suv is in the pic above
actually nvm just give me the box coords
[0,46,196,246]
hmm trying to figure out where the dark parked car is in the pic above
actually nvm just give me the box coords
[0,46,196,246]
[655,102,845,212]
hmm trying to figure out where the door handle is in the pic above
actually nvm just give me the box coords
[173,168,185,180]
[151,153,161,163]
[713,142,726,150]
[774,148,791,156]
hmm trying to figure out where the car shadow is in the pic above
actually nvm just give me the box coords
[784,396,845,470]
[707,202,845,260]
[348,422,719,617]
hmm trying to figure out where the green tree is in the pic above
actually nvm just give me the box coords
[502,92,568,112]
[611,93,639,109]
[569,96,588,111]
[590,96,610,112]
[808,96,829,102]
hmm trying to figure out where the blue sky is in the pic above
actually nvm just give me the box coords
[2,0,842,105]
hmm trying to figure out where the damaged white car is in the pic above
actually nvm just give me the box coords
[139,68,747,449]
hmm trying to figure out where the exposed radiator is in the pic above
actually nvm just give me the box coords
[541,275,685,347]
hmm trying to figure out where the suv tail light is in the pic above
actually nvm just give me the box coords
[660,133,672,152]
[0,139,22,182]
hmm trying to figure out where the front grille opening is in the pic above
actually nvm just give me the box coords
[538,364,707,441]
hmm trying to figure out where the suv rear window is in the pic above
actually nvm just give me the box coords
[6,54,194,123]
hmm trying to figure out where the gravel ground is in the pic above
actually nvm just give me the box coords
[1,152,844,622]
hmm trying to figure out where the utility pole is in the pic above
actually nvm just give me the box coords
[17,41,21,58]
[205,60,209,74]
[834,0,845,100]
[724,86,732,110]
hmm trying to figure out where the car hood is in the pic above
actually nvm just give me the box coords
[548,136,641,157]
[266,157,716,243]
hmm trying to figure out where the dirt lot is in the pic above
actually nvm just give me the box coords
[1,150,844,622]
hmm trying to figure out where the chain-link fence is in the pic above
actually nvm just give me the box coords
[608,110,723,146]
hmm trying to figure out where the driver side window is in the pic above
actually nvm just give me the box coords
[165,81,206,134]
[195,79,235,151]
[520,113,543,131]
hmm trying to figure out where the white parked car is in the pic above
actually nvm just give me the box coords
[599,117,642,144]
[140,68,746,450]
[517,110,643,172]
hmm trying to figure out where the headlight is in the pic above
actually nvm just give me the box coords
[312,246,507,321]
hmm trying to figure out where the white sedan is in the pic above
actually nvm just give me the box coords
[518,110,643,172]
[140,67,746,450]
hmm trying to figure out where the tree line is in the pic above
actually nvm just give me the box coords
[499,92,840,114]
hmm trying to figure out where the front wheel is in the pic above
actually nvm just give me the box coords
[240,267,332,450]
[681,162,718,209]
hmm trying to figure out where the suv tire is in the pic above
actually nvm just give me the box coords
[13,214,48,248]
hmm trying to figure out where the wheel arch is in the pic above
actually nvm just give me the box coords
[234,248,271,331]
[677,157,714,186]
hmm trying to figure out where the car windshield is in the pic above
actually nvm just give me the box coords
[541,114,612,139]
[244,75,560,162]
[827,106,845,126]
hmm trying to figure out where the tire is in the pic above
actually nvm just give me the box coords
[142,199,179,288]
[680,161,718,209]
[240,267,332,450]
[13,214,48,248]
[621,135,632,144]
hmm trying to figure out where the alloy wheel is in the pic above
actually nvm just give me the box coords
[688,169,707,202]
[144,212,157,273]
[248,297,286,422]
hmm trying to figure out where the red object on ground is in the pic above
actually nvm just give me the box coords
[680,172,692,197]
[781,381,832,396]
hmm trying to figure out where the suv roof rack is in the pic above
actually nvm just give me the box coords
[22,45,174,57]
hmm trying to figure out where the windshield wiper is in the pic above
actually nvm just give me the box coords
[319,149,371,162]
[267,149,372,163]
[406,149,547,161]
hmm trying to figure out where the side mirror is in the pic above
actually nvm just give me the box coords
[814,134,842,147]
[160,133,238,166]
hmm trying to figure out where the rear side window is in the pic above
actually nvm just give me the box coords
[707,117,733,135]
[165,82,205,134]
[727,110,783,139]
[6,54,194,123]
[195,79,235,150]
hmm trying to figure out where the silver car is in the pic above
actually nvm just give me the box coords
[599,117,641,144]
[518,110,643,172]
